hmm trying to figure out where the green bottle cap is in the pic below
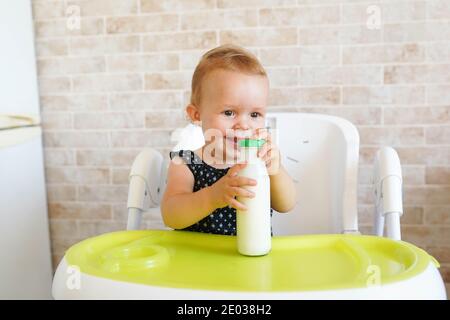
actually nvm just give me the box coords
[238,139,266,148]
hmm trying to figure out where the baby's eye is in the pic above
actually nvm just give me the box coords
[250,112,262,118]
[223,110,235,117]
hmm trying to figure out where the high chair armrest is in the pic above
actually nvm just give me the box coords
[126,148,168,230]
[372,147,404,240]
[126,124,204,230]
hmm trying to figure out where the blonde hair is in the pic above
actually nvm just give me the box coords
[190,44,267,106]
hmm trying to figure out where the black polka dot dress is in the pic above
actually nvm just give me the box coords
[169,149,273,236]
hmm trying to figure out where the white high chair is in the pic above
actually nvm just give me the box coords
[54,112,449,300]
[126,113,404,240]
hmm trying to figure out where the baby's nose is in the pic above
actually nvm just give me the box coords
[234,118,250,131]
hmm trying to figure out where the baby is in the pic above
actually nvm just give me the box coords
[161,44,297,235]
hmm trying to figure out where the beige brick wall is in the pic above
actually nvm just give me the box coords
[32,0,449,292]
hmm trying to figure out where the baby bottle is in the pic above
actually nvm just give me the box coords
[236,138,271,256]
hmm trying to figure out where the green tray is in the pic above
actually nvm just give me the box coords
[65,230,438,292]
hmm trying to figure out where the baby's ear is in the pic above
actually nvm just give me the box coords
[186,104,201,124]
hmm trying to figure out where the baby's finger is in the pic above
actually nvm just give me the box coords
[227,162,247,177]
[258,128,269,139]
[230,176,257,187]
[231,186,255,198]
[226,196,247,211]
[251,127,267,140]
[258,128,273,143]
[257,142,269,158]
[260,152,271,164]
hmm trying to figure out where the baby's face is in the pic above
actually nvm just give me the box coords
[195,69,269,150]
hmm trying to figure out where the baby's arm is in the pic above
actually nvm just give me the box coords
[251,128,297,213]
[161,160,216,229]
[270,164,297,213]
[161,159,256,230]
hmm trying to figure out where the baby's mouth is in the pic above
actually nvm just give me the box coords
[224,137,240,150]
[225,130,252,145]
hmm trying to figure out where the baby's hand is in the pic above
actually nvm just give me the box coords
[209,162,257,211]
[253,128,281,176]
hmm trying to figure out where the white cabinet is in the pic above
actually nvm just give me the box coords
[0,0,53,299]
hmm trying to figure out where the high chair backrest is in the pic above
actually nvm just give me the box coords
[266,113,360,235]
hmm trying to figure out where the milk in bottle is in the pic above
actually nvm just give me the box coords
[236,138,271,256]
